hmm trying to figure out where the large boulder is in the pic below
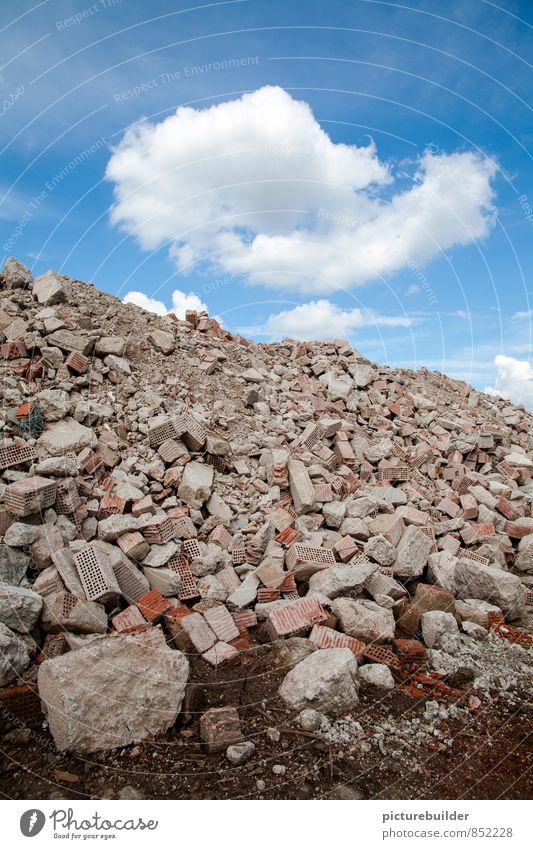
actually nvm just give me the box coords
[1,256,32,289]
[332,598,395,643]
[393,526,433,578]
[278,648,359,717]
[32,270,66,305]
[515,535,533,574]
[0,622,30,686]
[37,417,97,456]
[308,561,377,599]
[178,461,214,509]
[455,559,526,620]
[38,628,189,752]
[36,388,71,422]
[0,582,43,633]
[421,610,459,649]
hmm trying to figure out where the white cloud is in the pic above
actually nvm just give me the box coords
[485,355,533,409]
[406,284,421,295]
[513,309,533,320]
[239,299,412,341]
[123,288,207,318]
[106,86,497,295]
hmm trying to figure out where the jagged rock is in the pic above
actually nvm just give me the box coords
[364,534,397,566]
[455,559,526,620]
[421,610,459,649]
[1,256,32,289]
[393,526,433,578]
[37,417,97,456]
[148,329,174,354]
[278,648,359,717]
[95,336,126,356]
[359,663,395,690]
[515,535,533,574]
[288,458,316,514]
[35,456,80,476]
[35,388,71,422]
[38,628,189,752]
[332,598,395,642]
[0,622,30,686]
[178,462,214,509]
[32,270,66,305]
[3,523,41,548]
[308,561,377,599]
[0,544,30,585]
[0,582,43,632]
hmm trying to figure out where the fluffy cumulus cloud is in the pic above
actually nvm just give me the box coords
[106,86,497,295]
[123,288,207,318]
[240,299,412,341]
[485,355,533,409]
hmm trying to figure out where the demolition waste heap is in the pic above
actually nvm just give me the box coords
[0,256,532,799]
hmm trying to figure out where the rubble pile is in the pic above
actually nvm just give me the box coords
[0,255,532,762]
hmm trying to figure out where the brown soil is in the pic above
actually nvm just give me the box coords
[1,644,531,801]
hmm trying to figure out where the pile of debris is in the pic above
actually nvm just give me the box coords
[0,255,532,762]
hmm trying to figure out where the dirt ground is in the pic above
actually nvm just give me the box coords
[1,643,531,801]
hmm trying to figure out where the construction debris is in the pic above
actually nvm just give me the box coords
[0,256,532,775]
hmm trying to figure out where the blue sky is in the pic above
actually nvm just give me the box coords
[1,0,532,405]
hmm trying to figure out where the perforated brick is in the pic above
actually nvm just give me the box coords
[266,596,328,640]
[397,505,428,526]
[205,453,228,473]
[172,515,197,539]
[203,605,240,643]
[174,412,206,451]
[77,447,103,474]
[141,514,176,545]
[137,589,172,622]
[74,545,121,603]
[309,624,365,657]
[5,476,57,516]
[333,535,359,562]
[0,442,37,470]
[0,684,42,729]
[458,549,490,567]
[111,559,147,603]
[439,535,461,556]
[167,553,199,600]
[65,350,89,374]
[363,644,402,672]
[117,531,150,561]
[257,587,281,602]
[299,422,324,450]
[312,441,339,468]
[55,479,81,514]
[275,526,300,547]
[182,538,202,560]
[231,545,247,565]
[232,610,257,632]
[148,417,180,448]
[313,481,333,501]
[209,525,232,548]
[285,543,335,569]
[377,465,411,482]
[158,438,184,463]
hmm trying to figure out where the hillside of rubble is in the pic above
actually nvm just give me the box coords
[0,255,532,801]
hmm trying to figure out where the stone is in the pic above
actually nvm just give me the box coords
[358,663,395,690]
[200,706,243,753]
[38,628,189,752]
[181,613,216,653]
[32,270,66,305]
[278,648,359,717]
[3,522,41,547]
[37,418,97,456]
[421,610,459,649]
[287,458,316,514]
[226,572,260,608]
[143,566,182,596]
[178,462,214,509]
[97,514,140,542]
[455,559,526,620]
[0,582,43,633]
[393,526,433,579]
[364,534,397,566]
[332,598,395,643]
[397,584,455,636]
[0,544,30,585]
[515,535,533,574]
[308,561,377,599]
[142,541,178,567]
[104,354,131,374]
[322,502,346,529]
[36,388,71,421]
[1,256,32,289]
[45,329,92,354]
[148,329,174,354]
[271,637,316,669]
[339,518,370,540]
[40,593,108,634]
[226,741,255,765]
[35,457,80,477]
[0,622,30,686]
[427,551,458,594]
[95,336,126,356]
[455,599,502,628]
